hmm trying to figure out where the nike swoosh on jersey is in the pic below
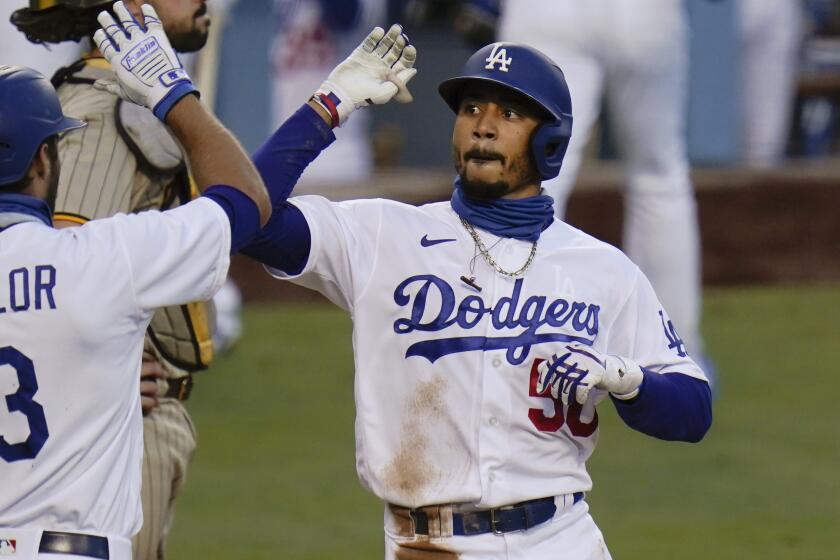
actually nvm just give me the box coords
[420,235,457,247]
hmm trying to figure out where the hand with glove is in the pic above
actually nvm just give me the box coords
[310,23,418,128]
[93,1,197,121]
[536,343,645,406]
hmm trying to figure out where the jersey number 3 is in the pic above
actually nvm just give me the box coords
[0,346,49,462]
[527,358,598,437]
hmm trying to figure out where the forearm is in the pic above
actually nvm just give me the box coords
[166,96,270,225]
[240,103,334,272]
[253,103,335,204]
[611,370,712,443]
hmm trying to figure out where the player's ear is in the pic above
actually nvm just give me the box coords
[30,143,51,179]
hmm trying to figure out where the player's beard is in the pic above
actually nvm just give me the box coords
[168,26,209,53]
[454,147,541,201]
[167,3,210,53]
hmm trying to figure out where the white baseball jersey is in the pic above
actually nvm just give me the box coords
[271,196,706,508]
[0,199,230,541]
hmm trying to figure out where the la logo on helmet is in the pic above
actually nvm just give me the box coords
[484,44,513,72]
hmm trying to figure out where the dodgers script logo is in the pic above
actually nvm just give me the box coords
[393,275,599,365]
[485,43,513,72]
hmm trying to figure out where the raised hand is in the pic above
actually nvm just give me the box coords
[93,1,197,121]
[311,23,418,128]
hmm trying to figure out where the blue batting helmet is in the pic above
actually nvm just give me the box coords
[439,43,573,180]
[0,65,86,186]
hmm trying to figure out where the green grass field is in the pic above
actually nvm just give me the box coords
[168,284,840,559]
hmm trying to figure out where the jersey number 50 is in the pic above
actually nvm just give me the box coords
[527,358,598,437]
[0,346,49,462]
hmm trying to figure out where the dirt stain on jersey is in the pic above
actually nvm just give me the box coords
[381,375,448,502]
[395,540,459,560]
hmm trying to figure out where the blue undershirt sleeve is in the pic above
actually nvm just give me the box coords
[253,104,336,205]
[611,370,712,443]
[241,104,336,273]
[201,185,261,254]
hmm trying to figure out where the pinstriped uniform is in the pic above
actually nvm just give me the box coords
[54,58,213,560]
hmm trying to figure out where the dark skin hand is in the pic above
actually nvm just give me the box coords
[140,351,165,415]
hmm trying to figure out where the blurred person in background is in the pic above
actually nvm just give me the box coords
[496,0,707,379]
[792,0,840,157]
[270,0,386,186]
[738,0,805,168]
[0,2,83,77]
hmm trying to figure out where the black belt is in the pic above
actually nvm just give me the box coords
[164,374,194,401]
[410,493,584,536]
[39,531,109,559]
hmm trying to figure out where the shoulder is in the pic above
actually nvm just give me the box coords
[57,64,119,120]
[57,63,183,171]
[544,218,640,273]
[289,197,458,237]
[291,195,420,218]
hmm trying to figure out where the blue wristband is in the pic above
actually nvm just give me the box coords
[153,81,199,121]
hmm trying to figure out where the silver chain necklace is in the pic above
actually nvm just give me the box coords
[460,217,538,278]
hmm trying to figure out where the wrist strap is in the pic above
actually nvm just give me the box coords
[310,92,341,129]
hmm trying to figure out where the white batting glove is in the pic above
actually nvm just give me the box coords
[536,343,644,405]
[312,23,418,128]
[92,1,197,121]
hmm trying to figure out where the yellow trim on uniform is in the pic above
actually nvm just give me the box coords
[81,56,112,70]
[53,213,89,225]
[188,175,200,200]
[34,0,59,10]
[186,301,214,365]
[184,178,214,363]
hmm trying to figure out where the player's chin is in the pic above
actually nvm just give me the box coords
[459,173,511,201]
[170,28,209,53]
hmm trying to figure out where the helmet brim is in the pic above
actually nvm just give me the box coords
[57,115,87,135]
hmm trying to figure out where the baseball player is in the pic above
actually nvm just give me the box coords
[496,0,705,372]
[11,1,224,557]
[0,3,270,559]
[240,32,713,558]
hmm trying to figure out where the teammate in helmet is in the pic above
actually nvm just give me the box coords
[237,36,712,559]
[0,18,269,554]
[9,3,221,560]
[0,67,85,194]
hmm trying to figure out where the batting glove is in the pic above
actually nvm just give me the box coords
[536,343,644,405]
[312,23,418,128]
[92,1,197,121]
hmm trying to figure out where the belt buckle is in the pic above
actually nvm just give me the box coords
[489,508,504,535]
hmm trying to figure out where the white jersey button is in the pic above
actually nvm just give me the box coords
[489,417,499,426]
[492,357,502,368]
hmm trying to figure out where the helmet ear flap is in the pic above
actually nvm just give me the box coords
[532,119,572,180]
